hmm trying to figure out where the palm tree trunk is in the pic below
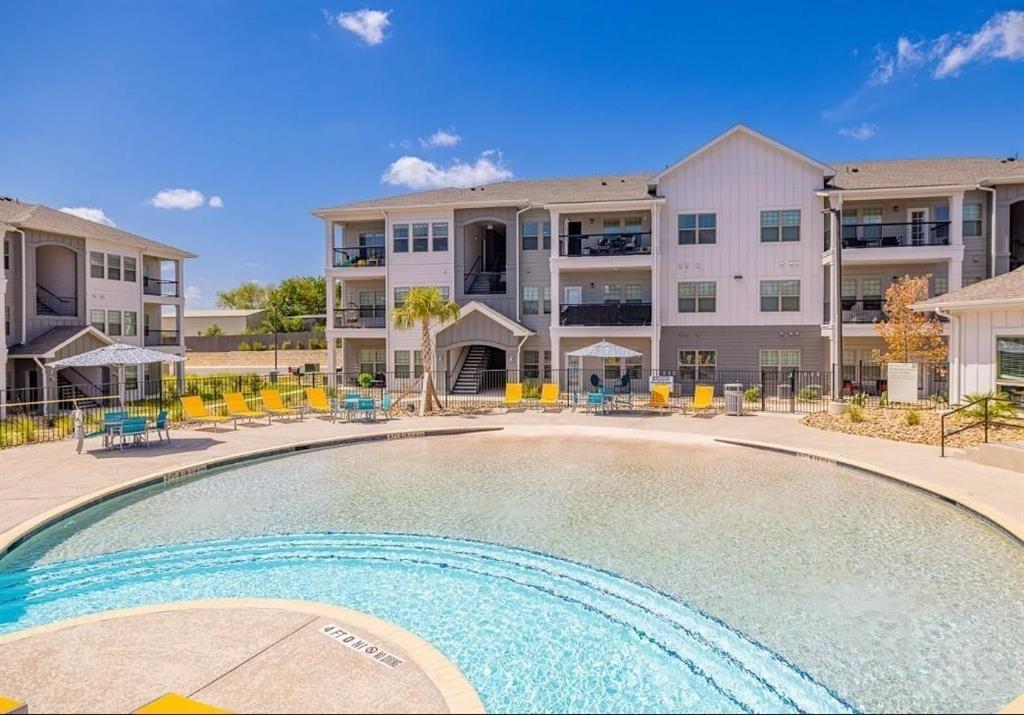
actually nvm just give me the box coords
[419,319,443,415]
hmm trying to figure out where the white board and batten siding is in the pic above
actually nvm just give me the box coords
[952,306,1024,402]
[656,130,827,327]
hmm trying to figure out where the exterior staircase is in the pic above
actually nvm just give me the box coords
[56,368,105,408]
[451,346,490,394]
[36,297,58,316]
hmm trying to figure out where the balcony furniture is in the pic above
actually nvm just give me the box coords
[334,246,386,268]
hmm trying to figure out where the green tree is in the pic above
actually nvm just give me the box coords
[202,324,224,337]
[271,276,326,317]
[216,282,271,310]
[392,286,461,415]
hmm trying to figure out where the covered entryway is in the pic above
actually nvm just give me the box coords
[463,220,507,294]
[433,302,532,395]
[35,244,79,317]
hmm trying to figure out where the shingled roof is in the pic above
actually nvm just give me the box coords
[915,267,1024,310]
[828,157,1024,191]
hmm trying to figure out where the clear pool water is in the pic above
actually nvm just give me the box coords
[1,433,1022,713]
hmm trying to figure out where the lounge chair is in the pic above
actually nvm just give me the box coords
[225,392,271,425]
[260,388,303,421]
[505,382,524,410]
[134,692,229,714]
[538,383,562,411]
[0,695,27,715]
[180,396,233,430]
[690,384,717,417]
[305,387,336,421]
[646,384,671,410]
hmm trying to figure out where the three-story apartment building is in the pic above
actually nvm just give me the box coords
[1,197,194,414]
[316,125,1024,392]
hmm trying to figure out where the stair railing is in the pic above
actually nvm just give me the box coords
[36,283,77,316]
[940,395,1022,457]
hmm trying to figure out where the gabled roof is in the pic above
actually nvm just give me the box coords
[914,267,1024,311]
[434,301,534,338]
[8,325,113,358]
[649,124,834,183]
[0,198,196,259]
[827,157,1024,191]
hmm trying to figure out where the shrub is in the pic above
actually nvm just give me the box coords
[743,386,761,402]
[523,381,542,399]
[238,341,252,351]
[251,341,269,351]
[930,391,948,405]
[309,338,326,350]
[293,340,304,350]
[961,392,1018,420]
[796,386,821,402]
[845,404,865,423]
[904,409,922,426]
[279,340,292,350]
[878,391,889,408]
[358,372,374,388]
[850,391,867,407]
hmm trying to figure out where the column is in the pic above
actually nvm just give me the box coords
[548,208,561,375]
[949,192,965,287]
[175,360,185,394]
[650,203,661,372]
[828,196,843,402]
[324,220,335,268]
[551,332,560,375]
[174,259,183,299]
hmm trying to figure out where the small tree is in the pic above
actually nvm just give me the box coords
[392,286,460,415]
[873,274,948,364]
[203,324,223,337]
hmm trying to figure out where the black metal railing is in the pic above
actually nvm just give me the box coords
[824,302,949,324]
[560,302,652,326]
[333,246,385,268]
[838,221,950,249]
[333,307,386,329]
[558,232,652,257]
[35,283,77,316]
[144,329,181,346]
[940,395,1023,457]
[839,362,949,405]
[465,272,506,294]
[143,277,180,297]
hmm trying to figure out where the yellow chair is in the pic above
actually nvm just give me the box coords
[646,384,671,410]
[0,695,27,715]
[224,392,270,425]
[538,383,562,411]
[305,387,336,421]
[260,388,302,421]
[505,382,524,409]
[134,692,229,714]
[180,396,233,430]
[690,384,717,416]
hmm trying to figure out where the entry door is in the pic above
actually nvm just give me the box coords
[908,208,929,245]
[564,286,582,305]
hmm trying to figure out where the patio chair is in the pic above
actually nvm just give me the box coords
[585,391,608,414]
[116,417,150,450]
[538,383,562,411]
[225,392,271,425]
[505,382,524,409]
[589,373,601,391]
[0,695,27,715]
[260,388,302,421]
[305,387,336,421]
[357,396,377,422]
[180,396,233,430]
[690,384,717,417]
[646,384,671,410]
[615,373,631,394]
[134,692,228,714]
[378,393,394,421]
[151,410,171,443]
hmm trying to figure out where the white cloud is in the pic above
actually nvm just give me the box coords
[868,46,896,86]
[184,285,203,303]
[838,123,878,141]
[330,8,391,46]
[59,207,116,227]
[935,11,1024,78]
[420,129,461,148]
[208,195,224,208]
[150,188,206,210]
[381,152,513,190]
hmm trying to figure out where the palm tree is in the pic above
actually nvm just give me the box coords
[392,286,461,415]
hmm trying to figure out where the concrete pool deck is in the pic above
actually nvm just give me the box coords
[0,599,484,714]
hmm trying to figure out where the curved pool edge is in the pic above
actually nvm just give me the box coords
[0,426,503,558]
[713,437,1024,544]
[0,597,486,714]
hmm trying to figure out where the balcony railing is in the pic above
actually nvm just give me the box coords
[334,307,386,329]
[825,221,950,250]
[824,301,948,324]
[560,302,652,326]
[143,277,180,297]
[558,232,652,257]
[334,246,385,268]
[144,329,180,346]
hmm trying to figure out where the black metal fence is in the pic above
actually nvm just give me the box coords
[838,362,948,407]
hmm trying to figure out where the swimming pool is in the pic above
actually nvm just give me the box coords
[2,433,1022,712]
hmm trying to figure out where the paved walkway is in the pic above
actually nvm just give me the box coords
[1,411,1021,552]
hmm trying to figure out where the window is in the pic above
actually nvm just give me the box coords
[123,257,137,282]
[624,216,644,233]
[435,285,450,301]
[604,358,622,381]
[761,209,801,242]
[963,203,983,237]
[677,281,716,313]
[625,284,643,304]
[543,286,551,314]
[124,365,138,392]
[996,337,1024,382]
[90,252,105,279]
[393,287,408,309]
[677,350,716,382]
[90,309,105,331]
[841,278,857,309]
[934,276,948,296]
[602,284,622,304]
[431,222,448,252]
[678,213,716,244]
[543,350,552,380]
[395,351,411,378]
[522,286,540,315]
[760,349,801,375]
[861,208,883,240]
[412,223,428,252]
[106,310,122,336]
[359,348,386,376]
[542,221,551,250]
[4,305,10,336]
[3,238,8,271]
[358,231,385,248]
[602,218,620,233]
[523,350,540,379]
[124,311,138,337]
[522,221,539,251]
[106,254,121,281]
[393,224,409,253]
[760,280,800,312]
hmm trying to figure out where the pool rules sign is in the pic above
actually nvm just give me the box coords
[887,363,919,404]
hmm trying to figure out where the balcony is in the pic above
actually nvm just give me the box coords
[823,301,949,324]
[560,302,652,326]
[825,221,950,251]
[558,232,652,257]
[333,246,385,268]
[144,329,180,347]
[333,307,386,329]
[143,277,179,298]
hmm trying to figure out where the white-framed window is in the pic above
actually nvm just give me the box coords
[125,365,138,392]
[760,280,800,312]
[359,348,386,376]
[861,278,882,299]
[677,281,716,313]
[603,284,622,303]
[677,350,716,382]
[431,222,449,252]
[678,213,717,244]
[543,286,551,314]
[5,305,11,335]
[433,285,450,301]
[123,311,138,337]
[760,349,801,375]
[412,223,429,252]
[543,350,552,380]
[90,309,105,331]
[395,350,411,378]
[624,284,643,304]
[522,286,540,315]
[602,218,621,233]
[90,252,105,279]
[761,209,801,242]
[933,276,948,296]
[625,355,642,380]
[996,337,1024,384]
[123,257,137,282]
[963,203,983,237]
[106,254,121,281]
[522,221,539,251]
[542,221,551,250]
[393,286,408,309]
[3,238,9,271]
[392,224,409,253]
[623,216,644,233]
[603,357,621,381]
[523,349,540,379]
[106,310,122,337]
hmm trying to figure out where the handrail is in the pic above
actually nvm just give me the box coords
[463,256,483,293]
[36,283,77,316]
[60,366,105,398]
[940,395,1022,457]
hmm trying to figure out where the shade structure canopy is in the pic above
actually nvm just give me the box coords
[566,341,642,359]
[48,342,185,369]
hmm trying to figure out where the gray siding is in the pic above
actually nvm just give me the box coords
[4,230,22,347]
[995,183,1024,275]
[517,208,553,335]
[23,229,87,343]
[454,207,519,321]
[660,325,826,372]
[962,189,990,284]
[435,309,520,351]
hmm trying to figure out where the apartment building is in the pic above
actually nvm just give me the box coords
[1,197,194,412]
[316,125,1024,391]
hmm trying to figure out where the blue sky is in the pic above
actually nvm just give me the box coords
[2,1,1022,306]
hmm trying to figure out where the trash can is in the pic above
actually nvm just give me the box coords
[724,383,743,416]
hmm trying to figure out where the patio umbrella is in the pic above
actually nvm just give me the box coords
[566,340,641,358]
[49,342,184,406]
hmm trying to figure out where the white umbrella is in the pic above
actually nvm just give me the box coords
[49,343,184,407]
[566,340,641,359]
